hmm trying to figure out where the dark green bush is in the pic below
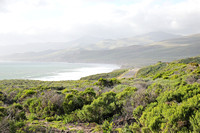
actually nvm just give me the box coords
[95,78,120,87]
[63,93,83,114]
[77,91,120,123]
[80,88,96,105]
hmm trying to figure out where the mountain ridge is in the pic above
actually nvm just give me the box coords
[2,32,199,67]
[0,31,180,56]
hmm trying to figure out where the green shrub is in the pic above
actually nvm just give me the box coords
[129,122,141,132]
[0,92,5,101]
[14,103,23,110]
[77,91,120,123]
[133,105,144,121]
[63,93,83,114]
[15,121,25,128]
[45,116,55,122]
[121,124,132,133]
[113,85,130,92]
[95,78,120,87]
[0,106,6,117]
[153,73,162,80]
[190,111,200,132]
[116,87,137,102]
[102,120,113,133]
[20,90,36,99]
[28,113,38,120]
[80,88,96,105]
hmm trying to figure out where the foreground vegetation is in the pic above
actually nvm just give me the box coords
[0,56,200,132]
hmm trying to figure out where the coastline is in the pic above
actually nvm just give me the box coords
[0,61,120,81]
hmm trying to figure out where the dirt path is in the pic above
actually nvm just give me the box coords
[118,68,140,79]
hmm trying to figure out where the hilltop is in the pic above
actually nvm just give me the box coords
[0,31,180,56]
[1,31,187,66]
[2,32,200,66]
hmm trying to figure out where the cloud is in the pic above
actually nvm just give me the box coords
[0,0,8,12]
[0,0,200,45]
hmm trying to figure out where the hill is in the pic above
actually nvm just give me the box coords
[2,33,200,67]
[0,32,179,56]
[0,56,200,132]
[86,31,181,50]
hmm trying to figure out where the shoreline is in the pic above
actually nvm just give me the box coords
[0,62,120,81]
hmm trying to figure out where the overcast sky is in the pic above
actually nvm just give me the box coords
[0,0,200,45]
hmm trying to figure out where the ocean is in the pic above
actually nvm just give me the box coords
[0,62,119,81]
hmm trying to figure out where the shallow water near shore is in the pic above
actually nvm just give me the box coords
[0,61,119,81]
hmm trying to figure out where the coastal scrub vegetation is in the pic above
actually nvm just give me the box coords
[0,56,200,132]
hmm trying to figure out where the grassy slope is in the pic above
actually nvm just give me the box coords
[80,69,128,80]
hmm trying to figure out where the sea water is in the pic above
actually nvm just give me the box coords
[0,61,119,81]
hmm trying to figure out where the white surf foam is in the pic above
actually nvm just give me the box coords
[32,64,119,81]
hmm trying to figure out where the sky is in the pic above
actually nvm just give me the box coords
[0,0,200,45]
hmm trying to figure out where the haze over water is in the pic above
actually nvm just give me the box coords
[0,62,119,81]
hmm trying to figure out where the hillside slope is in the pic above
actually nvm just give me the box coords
[0,56,200,132]
[0,32,179,56]
[3,33,200,66]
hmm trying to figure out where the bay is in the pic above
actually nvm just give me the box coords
[0,62,119,81]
